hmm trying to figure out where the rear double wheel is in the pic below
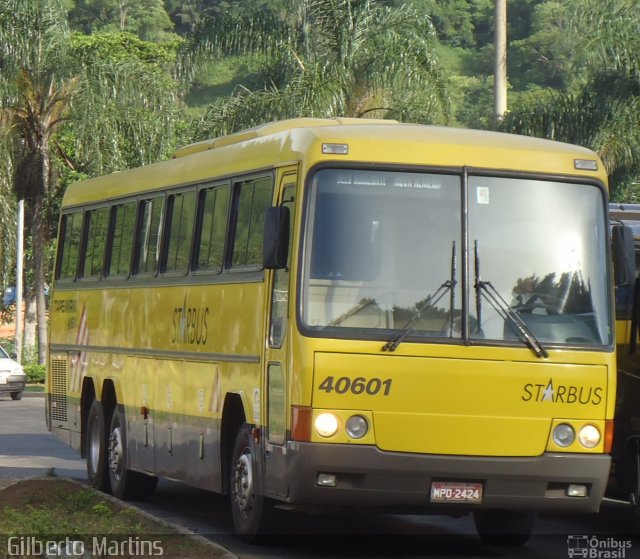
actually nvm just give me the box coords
[108,405,158,500]
[86,399,110,491]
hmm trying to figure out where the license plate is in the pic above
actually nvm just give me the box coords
[0,377,6,385]
[430,481,483,504]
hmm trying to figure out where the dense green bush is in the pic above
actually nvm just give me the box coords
[23,364,45,384]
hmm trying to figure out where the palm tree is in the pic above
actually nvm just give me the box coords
[0,2,184,363]
[0,0,78,362]
[499,0,640,200]
[494,0,507,122]
[68,32,183,175]
[183,0,449,137]
[0,115,18,298]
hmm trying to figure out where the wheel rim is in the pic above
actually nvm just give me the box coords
[108,424,124,481]
[232,448,254,519]
[89,419,101,475]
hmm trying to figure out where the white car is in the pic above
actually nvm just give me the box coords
[0,346,26,400]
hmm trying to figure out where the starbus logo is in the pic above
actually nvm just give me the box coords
[567,535,632,558]
[171,296,209,345]
[521,378,603,405]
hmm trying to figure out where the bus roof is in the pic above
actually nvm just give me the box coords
[62,118,606,208]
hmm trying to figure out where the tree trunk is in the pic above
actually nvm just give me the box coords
[494,0,508,122]
[32,195,48,365]
[23,294,37,361]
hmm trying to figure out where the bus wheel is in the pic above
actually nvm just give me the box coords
[473,509,534,546]
[10,391,22,400]
[86,399,110,492]
[230,424,272,541]
[108,405,158,501]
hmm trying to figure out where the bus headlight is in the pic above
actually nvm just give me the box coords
[315,413,339,438]
[578,425,600,448]
[552,423,575,447]
[345,415,368,439]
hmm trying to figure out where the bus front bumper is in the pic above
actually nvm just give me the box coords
[279,442,610,513]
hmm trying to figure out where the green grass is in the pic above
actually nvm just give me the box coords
[0,479,227,558]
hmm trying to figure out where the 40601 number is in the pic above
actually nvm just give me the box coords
[317,376,393,396]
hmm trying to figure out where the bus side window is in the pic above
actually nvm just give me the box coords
[56,211,83,281]
[106,201,137,278]
[231,176,273,269]
[195,184,230,273]
[134,196,164,276]
[162,190,196,274]
[80,207,108,279]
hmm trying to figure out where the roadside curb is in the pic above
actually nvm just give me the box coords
[0,476,238,559]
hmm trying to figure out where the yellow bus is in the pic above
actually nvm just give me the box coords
[47,118,621,544]
[606,203,640,511]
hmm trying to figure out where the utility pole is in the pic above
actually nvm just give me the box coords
[15,200,23,363]
[494,0,508,122]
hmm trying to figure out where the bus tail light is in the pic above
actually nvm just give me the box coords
[291,406,312,441]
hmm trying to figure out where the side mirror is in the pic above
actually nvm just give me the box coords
[612,224,636,287]
[263,206,290,270]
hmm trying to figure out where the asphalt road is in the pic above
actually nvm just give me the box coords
[1,394,639,559]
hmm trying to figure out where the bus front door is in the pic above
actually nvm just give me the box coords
[264,177,296,498]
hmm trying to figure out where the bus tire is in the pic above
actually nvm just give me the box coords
[86,399,110,492]
[108,405,158,501]
[10,391,23,400]
[229,424,273,542]
[473,509,534,546]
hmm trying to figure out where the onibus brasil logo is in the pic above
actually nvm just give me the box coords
[567,535,632,558]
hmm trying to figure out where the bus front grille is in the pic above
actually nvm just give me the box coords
[49,356,68,423]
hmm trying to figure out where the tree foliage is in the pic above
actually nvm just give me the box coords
[184,0,449,137]
[0,1,188,360]
[68,0,176,41]
[68,32,184,175]
[501,0,640,199]
[0,0,78,361]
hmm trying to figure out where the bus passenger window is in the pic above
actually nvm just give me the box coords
[56,211,83,280]
[81,207,108,279]
[196,185,230,272]
[106,202,136,277]
[231,176,272,268]
[164,190,196,273]
[135,197,164,275]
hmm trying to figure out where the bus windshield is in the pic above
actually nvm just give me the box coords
[302,168,611,348]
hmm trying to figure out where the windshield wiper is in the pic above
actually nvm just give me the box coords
[475,280,548,358]
[473,241,548,358]
[382,242,456,352]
